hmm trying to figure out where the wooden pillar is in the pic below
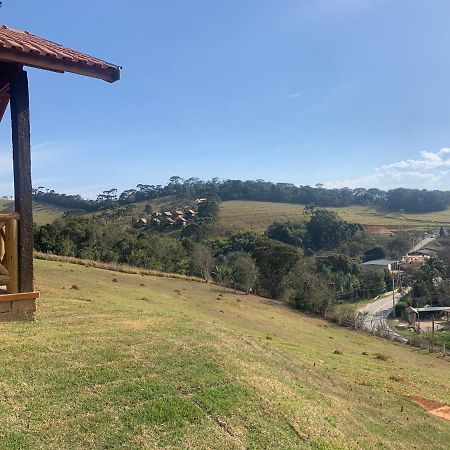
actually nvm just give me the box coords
[9,69,34,293]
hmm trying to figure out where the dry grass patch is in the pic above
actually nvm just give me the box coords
[0,259,447,449]
[216,200,450,236]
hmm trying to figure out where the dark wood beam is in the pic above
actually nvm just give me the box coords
[9,69,33,292]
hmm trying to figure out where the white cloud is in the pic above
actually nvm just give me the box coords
[324,147,450,189]
[32,141,61,151]
[379,149,450,172]
[287,92,303,99]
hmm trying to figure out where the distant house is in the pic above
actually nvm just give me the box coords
[423,241,443,252]
[186,209,196,217]
[163,211,172,218]
[195,198,207,204]
[416,248,438,258]
[165,218,175,225]
[361,259,399,272]
[403,251,430,264]
[406,306,450,327]
[177,217,187,227]
[136,217,148,226]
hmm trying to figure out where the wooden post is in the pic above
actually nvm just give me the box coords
[9,69,33,293]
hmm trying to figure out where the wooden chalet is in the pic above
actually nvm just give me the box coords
[0,26,120,320]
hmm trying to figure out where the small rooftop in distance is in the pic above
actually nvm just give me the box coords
[407,306,450,313]
[361,259,398,266]
[0,25,121,83]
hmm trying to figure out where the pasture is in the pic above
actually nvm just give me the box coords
[0,259,448,448]
[0,199,68,225]
[216,200,450,235]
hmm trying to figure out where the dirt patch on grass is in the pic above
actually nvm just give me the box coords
[120,318,159,330]
[411,396,450,421]
[431,406,450,421]
[375,353,392,362]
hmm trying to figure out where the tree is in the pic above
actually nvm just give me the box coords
[386,233,412,259]
[192,244,214,282]
[181,218,212,241]
[409,257,448,307]
[251,239,301,298]
[421,257,446,280]
[306,209,360,251]
[359,270,387,298]
[363,246,386,262]
[197,200,219,222]
[316,253,360,275]
[266,222,305,247]
[284,260,336,315]
[229,252,258,294]
[212,262,233,289]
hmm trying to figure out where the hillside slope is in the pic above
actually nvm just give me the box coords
[216,200,450,235]
[0,260,448,449]
[0,199,68,225]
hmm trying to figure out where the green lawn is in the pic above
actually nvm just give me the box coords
[0,259,448,448]
[216,200,450,235]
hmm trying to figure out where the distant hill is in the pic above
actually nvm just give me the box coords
[0,258,447,448]
[30,179,450,215]
[215,200,450,236]
[0,199,70,225]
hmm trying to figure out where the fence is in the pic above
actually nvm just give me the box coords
[326,308,449,356]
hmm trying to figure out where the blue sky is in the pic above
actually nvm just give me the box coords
[1,0,450,197]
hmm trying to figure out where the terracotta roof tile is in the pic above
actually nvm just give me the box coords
[0,25,120,82]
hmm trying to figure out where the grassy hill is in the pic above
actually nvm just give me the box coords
[216,200,450,235]
[0,259,448,448]
[0,199,68,225]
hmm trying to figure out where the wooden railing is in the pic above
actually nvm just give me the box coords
[0,212,19,294]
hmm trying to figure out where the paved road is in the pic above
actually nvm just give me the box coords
[356,233,437,342]
[358,290,407,342]
[409,235,436,253]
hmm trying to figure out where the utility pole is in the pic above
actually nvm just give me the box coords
[392,272,395,318]
[432,316,435,347]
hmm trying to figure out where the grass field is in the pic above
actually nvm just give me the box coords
[0,259,448,448]
[0,199,68,225]
[216,200,450,235]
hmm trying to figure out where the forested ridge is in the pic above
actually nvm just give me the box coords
[32,177,450,213]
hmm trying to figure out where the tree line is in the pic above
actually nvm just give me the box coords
[34,206,399,317]
[33,178,450,213]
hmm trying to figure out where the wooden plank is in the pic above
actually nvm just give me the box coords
[10,69,34,293]
[0,263,8,276]
[0,212,20,220]
[5,218,18,293]
[0,274,9,284]
[0,225,4,263]
[0,291,39,302]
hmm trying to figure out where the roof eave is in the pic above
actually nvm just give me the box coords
[0,48,120,83]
